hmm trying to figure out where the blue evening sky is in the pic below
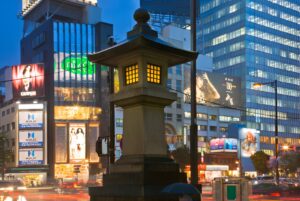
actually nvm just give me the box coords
[0,0,140,67]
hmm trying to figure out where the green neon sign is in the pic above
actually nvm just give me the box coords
[60,56,95,75]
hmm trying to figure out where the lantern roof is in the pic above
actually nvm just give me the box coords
[88,8,198,67]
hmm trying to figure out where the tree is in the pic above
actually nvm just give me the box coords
[279,152,300,176]
[250,151,270,175]
[170,146,190,172]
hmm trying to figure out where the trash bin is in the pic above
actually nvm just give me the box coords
[212,177,252,201]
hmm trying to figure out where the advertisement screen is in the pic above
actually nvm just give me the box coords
[184,70,241,107]
[19,148,43,165]
[239,128,260,157]
[210,138,237,152]
[12,64,44,99]
[69,124,86,161]
[19,130,43,147]
[19,111,43,129]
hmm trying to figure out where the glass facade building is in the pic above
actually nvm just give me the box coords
[200,0,300,155]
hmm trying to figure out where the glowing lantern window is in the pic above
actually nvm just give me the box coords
[147,64,161,84]
[125,64,139,85]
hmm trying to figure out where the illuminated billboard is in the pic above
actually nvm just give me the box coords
[12,64,44,99]
[19,148,44,165]
[69,124,86,161]
[19,111,43,129]
[210,138,237,152]
[239,128,260,157]
[19,130,43,147]
[23,0,97,10]
[184,70,241,107]
[54,106,101,120]
[54,54,95,81]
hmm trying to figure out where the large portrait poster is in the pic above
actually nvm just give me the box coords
[19,130,43,147]
[184,70,241,107]
[12,64,44,99]
[19,111,43,129]
[69,124,86,161]
[19,148,44,165]
[239,128,260,157]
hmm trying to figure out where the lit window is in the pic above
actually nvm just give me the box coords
[147,64,161,84]
[125,64,139,85]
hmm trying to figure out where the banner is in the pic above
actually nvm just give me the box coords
[19,111,43,129]
[184,70,241,107]
[12,64,44,99]
[19,148,43,165]
[19,130,43,147]
[69,124,86,161]
[239,128,260,157]
[210,138,237,152]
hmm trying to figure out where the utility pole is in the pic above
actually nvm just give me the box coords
[190,0,198,186]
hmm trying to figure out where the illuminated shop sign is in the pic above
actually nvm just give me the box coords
[19,148,43,165]
[54,54,95,81]
[54,106,101,120]
[239,128,260,158]
[19,130,43,147]
[19,111,43,129]
[210,138,238,152]
[184,70,241,107]
[54,87,95,102]
[69,124,86,161]
[18,103,44,110]
[12,64,45,99]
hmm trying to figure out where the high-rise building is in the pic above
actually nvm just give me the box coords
[141,0,300,172]
[0,0,112,183]
[200,0,300,156]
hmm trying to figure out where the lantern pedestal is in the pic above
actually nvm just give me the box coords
[89,156,186,201]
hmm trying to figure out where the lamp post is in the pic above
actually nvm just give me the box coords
[253,80,279,185]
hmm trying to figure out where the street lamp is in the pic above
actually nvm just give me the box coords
[253,80,279,185]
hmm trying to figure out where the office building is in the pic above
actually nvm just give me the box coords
[0,0,112,184]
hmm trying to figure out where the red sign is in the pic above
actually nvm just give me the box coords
[12,64,45,99]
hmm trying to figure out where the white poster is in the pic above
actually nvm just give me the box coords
[19,111,43,129]
[69,124,86,161]
[19,148,43,165]
[19,130,43,147]
[239,128,260,157]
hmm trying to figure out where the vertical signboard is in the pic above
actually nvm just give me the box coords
[19,130,43,147]
[69,124,86,162]
[19,148,44,165]
[239,128,260,157]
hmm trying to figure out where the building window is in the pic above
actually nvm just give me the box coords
[11,122,15,130]
[11,107,15,113]
[167,79,172,88]
[199,125,207,131]
[147,64,161,84]
[176,114,182,122]
[197,113,208,120]
[115,118,123,128]
[209,115,217,120]
[220,127,228,132]
[2,111,5,117]
[6,109,10,115]
[125,64,139,85]
[6,124,10,131]
[176,65,182,75]
[165,113,172,121]
[177,98,181,109]
[11,139,15,147]
[210,126,217,131]
[176,80,182,91]
[1,125,5,131]
[168,68,173,75]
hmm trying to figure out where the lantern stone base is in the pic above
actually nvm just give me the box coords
[89,155,186,201]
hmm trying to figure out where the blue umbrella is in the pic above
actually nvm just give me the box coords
[162,183,200,196]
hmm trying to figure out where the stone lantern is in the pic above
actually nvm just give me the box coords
[89,8,198,201]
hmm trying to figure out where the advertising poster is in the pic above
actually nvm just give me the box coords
[19,130,43,147]
[239,128,260,157]
[184,69,241,107]
[210,138,238,152]
[69,124,86,161]
[12,64,44,99]
[19,148,44,165]
[19,111,43,129]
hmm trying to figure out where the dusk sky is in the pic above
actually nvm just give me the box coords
[0,0,139,67]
